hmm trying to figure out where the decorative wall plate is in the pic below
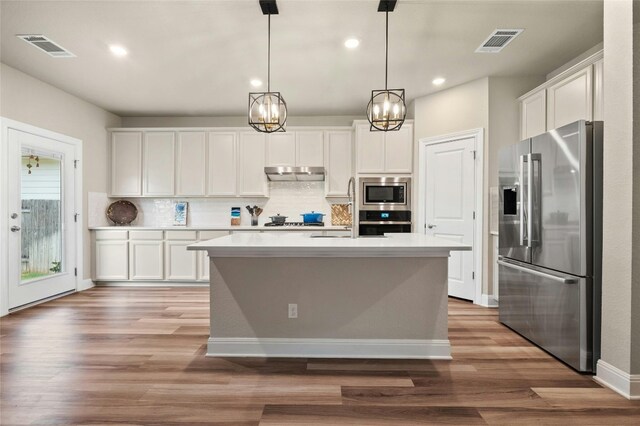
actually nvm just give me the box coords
[106,200,138,226]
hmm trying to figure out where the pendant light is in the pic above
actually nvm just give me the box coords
[248,0,287,133]
[367,0,406,132]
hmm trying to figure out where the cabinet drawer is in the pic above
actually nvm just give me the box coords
[95,230,128,240]
[166,230,198,240]
[129,230,163,240]
[199,231,229,240]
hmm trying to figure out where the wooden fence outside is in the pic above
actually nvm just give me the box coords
[21,199,62,274]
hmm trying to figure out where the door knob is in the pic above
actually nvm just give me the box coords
[11,226,21,232]
[10,213,18,219]
[427,224,437,229]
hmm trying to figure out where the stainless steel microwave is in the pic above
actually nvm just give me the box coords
[359,177,411,211]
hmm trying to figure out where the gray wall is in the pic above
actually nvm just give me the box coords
[600,0,640,376]
[0,63,122,280]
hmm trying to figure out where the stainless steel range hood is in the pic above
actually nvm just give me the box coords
[264,166,325,181]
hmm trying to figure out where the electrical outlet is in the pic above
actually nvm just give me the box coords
[288,303,298,319]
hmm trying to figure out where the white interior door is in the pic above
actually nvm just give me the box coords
[7,129,77,309]
[424,137,476,301]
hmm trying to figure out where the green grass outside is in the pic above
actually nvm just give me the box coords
[21,271,51,281]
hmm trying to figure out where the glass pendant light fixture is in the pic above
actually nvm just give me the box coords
[248,0,287,133]
[367,0,406,132]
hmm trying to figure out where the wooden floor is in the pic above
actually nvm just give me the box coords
[2,288,639,425]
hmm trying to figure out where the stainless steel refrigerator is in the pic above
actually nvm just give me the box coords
[498,120,602,372]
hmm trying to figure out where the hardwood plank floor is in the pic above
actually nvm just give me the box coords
[1,287,639,425]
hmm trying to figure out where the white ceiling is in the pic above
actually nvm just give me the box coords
[0,0,603,117]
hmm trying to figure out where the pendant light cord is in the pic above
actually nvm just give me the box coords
[385,8,388,90]
[267,13,271,92]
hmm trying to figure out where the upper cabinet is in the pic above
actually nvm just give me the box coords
[519,50,602,139]
[355,121,413,174]
[265,131,325,167]
[520,90,546,140]
[207,132,237,196]
[325,130,353,197]
[547,65,592,129]
[176,131,206,196]
[111,132,142,196]
[238,132,268,197]
[143,132,175,196]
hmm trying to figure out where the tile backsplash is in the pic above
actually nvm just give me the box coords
[99,182,338,227]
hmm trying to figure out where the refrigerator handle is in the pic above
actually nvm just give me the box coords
[530,153,542,248]
[497,259,578,284]
[519,154,528,246]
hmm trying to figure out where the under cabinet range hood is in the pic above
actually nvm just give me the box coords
[264,166,326,181]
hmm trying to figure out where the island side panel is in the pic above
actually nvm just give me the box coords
[207,256,450,358]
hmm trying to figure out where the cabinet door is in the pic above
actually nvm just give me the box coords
[176,131,206,196]
[593,59,604,121]
[197,231,229,281]
[238,132,268,197]
[95,240,128,280]
[208,132,237,196]
[356,123,385,173]
[296,131,324,167]
[266,133,296,166]
[143,132,175,196]
[129,240,164,280]
[325,131,353,196]
[384,124,413,173]
[111,132,142,196]
[547,66,593,129]
[520,90,547,139]
[165,241,197,280]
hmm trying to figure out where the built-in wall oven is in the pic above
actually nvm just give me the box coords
[358,177,412,235]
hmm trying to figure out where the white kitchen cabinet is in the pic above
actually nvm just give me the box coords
[165,231,198,281]
[129,231,164,280]
[197,231,229,281]
[593,59,604,121]
[325,130,353,197]
[296,131,324,167]
[208,132,237,196]
[356,123,385,173]
[266,133,296,166]
[111,132,142,196]
[94,231,129,281]
[547,65,593,129]
[238,132,268,197]
[143,132,175,196]
[176,131,206,196]
[384,124,413,173]
[355,122,413,173]
[520,90,547,140]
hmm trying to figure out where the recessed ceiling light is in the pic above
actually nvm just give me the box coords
[432,77,446,86]
[109,45,128,57]
[250,79,263,88]
[344,38,360,49]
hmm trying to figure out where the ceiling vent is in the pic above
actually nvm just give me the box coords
[17,34,75,58]
[475,29,523,53]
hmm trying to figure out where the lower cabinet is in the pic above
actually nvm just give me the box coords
[93,229,229,283]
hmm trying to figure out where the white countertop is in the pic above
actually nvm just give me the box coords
[188,232,471,258]
[89,225,351,231]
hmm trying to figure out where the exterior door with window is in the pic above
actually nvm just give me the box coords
[7,129,77,309]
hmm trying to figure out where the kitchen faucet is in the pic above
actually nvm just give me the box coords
[347,177,357,238]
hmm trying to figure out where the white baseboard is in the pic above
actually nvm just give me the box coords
[77,279,95,291]
[95,281,209,287]
[478,294,499,308]
[595,359,640,400]
[207,337,452,359]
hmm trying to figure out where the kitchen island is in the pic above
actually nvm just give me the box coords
[188,232,470,359]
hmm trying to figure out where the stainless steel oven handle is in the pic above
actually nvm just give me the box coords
[359,221,412,225]
[497,259,578,284]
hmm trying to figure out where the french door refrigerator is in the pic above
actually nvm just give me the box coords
[498,120,602,372]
